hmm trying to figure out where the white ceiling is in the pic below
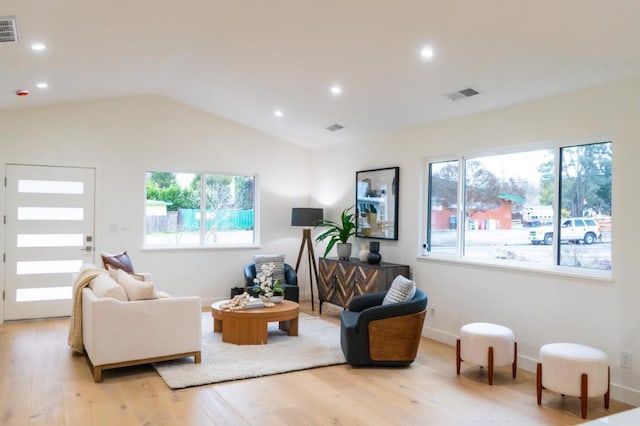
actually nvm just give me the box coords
[2,0,640,148]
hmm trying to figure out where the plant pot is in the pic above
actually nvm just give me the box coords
[336,243,352,261]
[260,295,283,304]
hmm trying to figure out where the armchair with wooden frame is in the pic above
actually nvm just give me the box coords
[340,288,427,366]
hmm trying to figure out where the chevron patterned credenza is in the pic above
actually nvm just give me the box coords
[317,257,410,314]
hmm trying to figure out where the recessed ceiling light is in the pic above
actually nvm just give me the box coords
[330,85,342,95]
[31,43,46,51]
[274,110,283,117]
[36,82,48,89]
[420,45,435,60]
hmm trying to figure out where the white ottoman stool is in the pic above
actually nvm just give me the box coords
[537,343,610,419]
[456,322,517,385]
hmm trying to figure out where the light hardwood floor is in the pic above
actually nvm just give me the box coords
[0,301,634,425]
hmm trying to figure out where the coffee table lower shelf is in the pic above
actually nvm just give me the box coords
[210,300,299,345]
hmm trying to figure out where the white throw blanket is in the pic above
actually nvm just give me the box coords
[67,266,105,354]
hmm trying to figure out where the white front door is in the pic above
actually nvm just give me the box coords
[4,164,95,320]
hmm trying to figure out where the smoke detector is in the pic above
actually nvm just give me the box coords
[326,123,344,132]
[0,16,18,44]
[445,87,480,101]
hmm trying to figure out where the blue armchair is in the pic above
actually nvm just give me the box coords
[243,263,299,303]
[340,288,427,366]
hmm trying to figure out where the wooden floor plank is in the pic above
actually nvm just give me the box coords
[0,301,634,425]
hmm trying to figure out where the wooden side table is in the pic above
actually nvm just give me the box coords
[210,300,299,345]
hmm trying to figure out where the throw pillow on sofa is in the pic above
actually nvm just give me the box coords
[116,268,157,301]
[101,251,135,274]
[90,272,128,301]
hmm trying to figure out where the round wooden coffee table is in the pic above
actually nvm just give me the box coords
[210,300,299,345]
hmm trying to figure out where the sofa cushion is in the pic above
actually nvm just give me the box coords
[90,272,128,301]
[253,254,285,281]
[116,268,157,301]
[106,264,147,282]
[101,251,135,274]
[382,275,416,305]
[106,264,119,281]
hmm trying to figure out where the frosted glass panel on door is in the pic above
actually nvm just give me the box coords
[17,234,83,247]
[18,179,84,194]
[16,259,83,275]
[17,207,84,221]
[16,286,72,302]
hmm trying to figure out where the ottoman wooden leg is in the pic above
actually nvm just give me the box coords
[581,373,588,419]
[536,362,542,405]
[488,346,494,385]
[513,341,518,379]
[456,339,461,375]
[605,367,610,409]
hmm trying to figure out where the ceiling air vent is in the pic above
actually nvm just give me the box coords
[326,124,344,132]
[0,16,18,44]
[445,87,480,102]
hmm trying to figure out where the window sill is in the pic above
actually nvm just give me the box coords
[416,254,612,282]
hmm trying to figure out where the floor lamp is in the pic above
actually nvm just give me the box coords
[291,208,323,311]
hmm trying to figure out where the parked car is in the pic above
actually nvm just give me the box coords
[529,217,601,245]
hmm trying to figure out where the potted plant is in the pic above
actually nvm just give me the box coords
[315,206,356,260]
[252,262,285,302]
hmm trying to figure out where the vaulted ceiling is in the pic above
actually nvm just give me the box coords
[2,1,640,148]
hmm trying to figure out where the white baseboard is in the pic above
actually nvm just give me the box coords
[201,297,222,309]
[610,384,640,407]
[423,325,458,346]
[423,326,640,407]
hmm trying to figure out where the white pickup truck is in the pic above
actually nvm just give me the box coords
[529,217,601,245]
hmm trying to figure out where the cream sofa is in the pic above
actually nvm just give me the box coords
[82,285,202,381]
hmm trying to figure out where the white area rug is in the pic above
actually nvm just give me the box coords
[153,312,346,389]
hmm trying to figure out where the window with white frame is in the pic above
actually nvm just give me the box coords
[424,141,612,272]
[144,171,256,248]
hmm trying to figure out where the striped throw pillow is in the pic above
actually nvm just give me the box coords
[382,275,416,305]
[253,254,285,281]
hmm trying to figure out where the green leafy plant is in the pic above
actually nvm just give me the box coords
[251,280,284,297]
[314,205,356,258]
[272,281,284,296]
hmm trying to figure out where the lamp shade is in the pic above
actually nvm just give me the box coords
[291,208,323,227]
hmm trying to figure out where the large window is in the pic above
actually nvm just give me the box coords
[425,141,612,273]
[144,171,256,248]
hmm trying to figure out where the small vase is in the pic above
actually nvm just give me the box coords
[358,243,370,262]
[367,241,381,265]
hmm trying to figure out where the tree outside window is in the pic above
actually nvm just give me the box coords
[144,171,256,248]
[425,141,612,273]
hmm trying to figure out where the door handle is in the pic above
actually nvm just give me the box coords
[80,246,93,252]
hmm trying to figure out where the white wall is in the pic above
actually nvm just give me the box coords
[3,79,640,405]
[310,78,640,405]
[0,95,315,307]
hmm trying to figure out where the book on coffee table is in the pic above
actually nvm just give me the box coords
[245,298,265,309]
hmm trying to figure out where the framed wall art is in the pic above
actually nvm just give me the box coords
[355,166,399,240]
